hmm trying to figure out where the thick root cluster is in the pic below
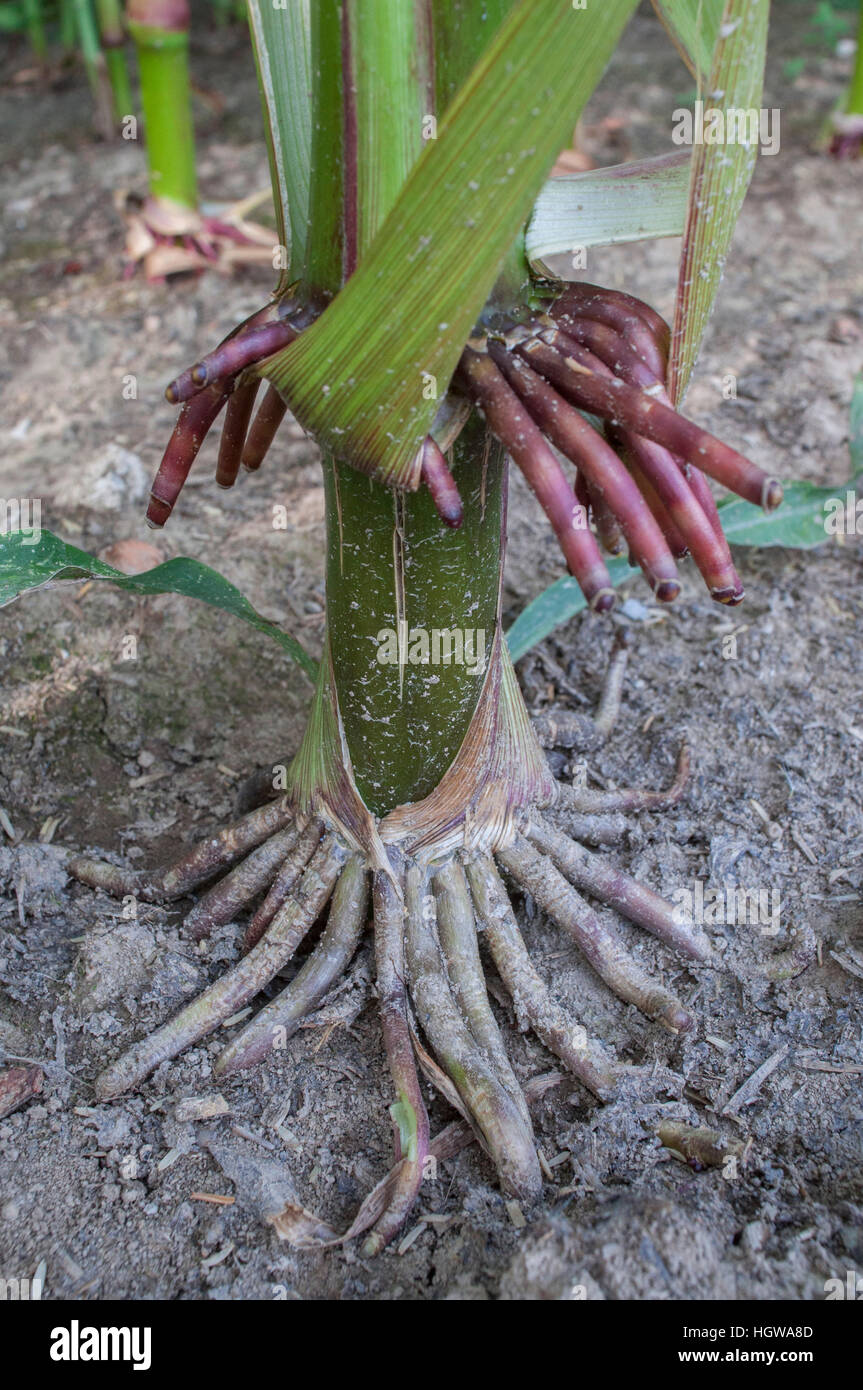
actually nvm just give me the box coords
[147,280,781,617]
[70,727,710,1252]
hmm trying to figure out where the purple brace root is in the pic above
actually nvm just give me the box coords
[241,385,288,472]
[521,329,783,512]
[148,383,230,528]
[491,346,681,601]
[459,346,615,611]
[419,436,464,528]
[166,317,299,404]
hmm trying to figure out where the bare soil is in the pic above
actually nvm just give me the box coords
[1,4,862,1301]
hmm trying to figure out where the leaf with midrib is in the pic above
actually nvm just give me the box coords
[668,0,770,405]
[0,531,318,682]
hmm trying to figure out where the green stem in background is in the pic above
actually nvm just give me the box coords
[72,0,114,137]
[432,0,531,320]
[126,0,197,209]
[433,0,530,322]
[23,0,47,61]
[301,0,345,294]
[60,0,77,52]
[346,0,430,263]
[96,0,134,122]
[846,2,863,115]
[429,0,513,110]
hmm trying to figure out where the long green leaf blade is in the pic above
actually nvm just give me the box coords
[650,0,726,80]
[0,531,317,681]
[667,0,770,405]
[247,0,312,286]
[263,0,639,489]
[525,152,691,276]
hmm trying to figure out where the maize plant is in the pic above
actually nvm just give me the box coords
[68,0,778,1249]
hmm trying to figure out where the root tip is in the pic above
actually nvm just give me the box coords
[589,587,617,614]
[655,579,681,604]
[146,493,172,528]
[664,1005,696,1034]
[711,584,745,606]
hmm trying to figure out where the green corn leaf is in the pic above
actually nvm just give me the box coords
[247,0,312,287]
[650,0,727,80]
[506,555,636,664]
[262,0,639,490]
[506,480,842,661]
[0,530,318,681]
[667,0,771,406]
[525,152,691,277]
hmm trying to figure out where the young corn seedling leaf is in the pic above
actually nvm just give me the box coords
[506,556,637,664]
[0,530,318,681]
[262,0,639,489]
[650,0,727,80]
[506,377,863,662]
[667,0,770,406]
[525,151,691,277]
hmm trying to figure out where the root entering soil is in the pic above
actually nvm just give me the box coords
[70,641,709,1250]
